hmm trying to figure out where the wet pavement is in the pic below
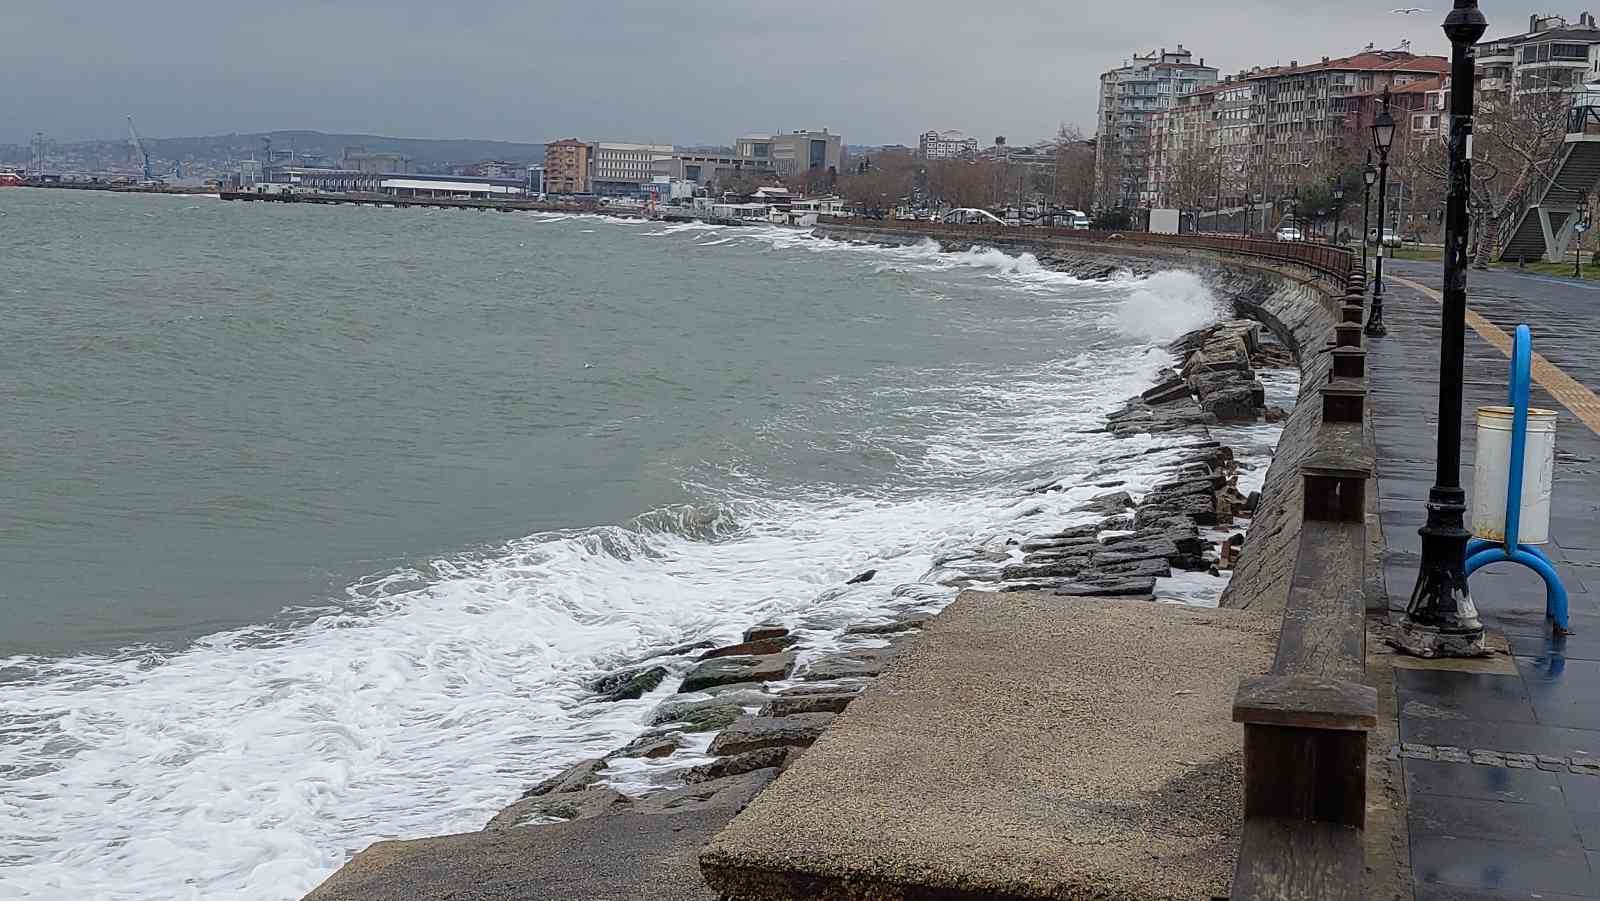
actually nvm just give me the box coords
[1376,260,1600,899]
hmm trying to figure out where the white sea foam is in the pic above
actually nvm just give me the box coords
[1106,269,1224,342]
[0,218,1279,901]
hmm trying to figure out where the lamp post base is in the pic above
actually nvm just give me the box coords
[1398,489,1487,658]
[1365,308,1388,337]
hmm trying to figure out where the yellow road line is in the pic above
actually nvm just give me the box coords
[1389,274,1600,435]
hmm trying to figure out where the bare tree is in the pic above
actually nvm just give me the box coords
[718,168,782,197]
[838,151,918,214]
[1415,87,1570,265]
[1163,144,1216,214]
[925,158,1004,209]
[1051,123,1096,210]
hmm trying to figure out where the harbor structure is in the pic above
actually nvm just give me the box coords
[340,148,415,174]
[253,168,532,199]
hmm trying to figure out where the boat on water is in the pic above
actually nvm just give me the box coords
[0,168,27,187]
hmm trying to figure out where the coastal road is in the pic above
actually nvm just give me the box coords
[1373,261,1600,900]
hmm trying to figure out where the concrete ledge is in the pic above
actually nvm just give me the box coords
[700,591,1278,900]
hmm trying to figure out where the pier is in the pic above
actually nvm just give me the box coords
[216,190,628,216]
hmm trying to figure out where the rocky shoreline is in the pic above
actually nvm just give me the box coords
[440,316,1295,844]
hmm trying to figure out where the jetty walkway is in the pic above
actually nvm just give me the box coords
[1377,262,1600,899]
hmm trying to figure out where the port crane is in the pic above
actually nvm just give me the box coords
[126,116,152,180]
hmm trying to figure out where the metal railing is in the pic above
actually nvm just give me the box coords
[825,218,1355,290]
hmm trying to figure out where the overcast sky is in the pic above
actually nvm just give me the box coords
[0,1,1561,148]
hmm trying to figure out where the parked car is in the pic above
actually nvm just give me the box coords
[1367,228,1403,248]
[1275,225,1304,242]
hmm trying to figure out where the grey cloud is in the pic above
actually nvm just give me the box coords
[0,1,1552,147]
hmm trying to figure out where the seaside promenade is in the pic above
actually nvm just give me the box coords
[1377,261,1600,899]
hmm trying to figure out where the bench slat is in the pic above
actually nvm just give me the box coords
[1272,520,1366,680]
[1233,675,1376,731]
[1231,817,1367,901]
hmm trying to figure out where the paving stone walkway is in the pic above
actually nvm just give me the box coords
[1376,261,1600,900]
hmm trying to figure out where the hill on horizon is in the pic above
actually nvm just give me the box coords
[1,129,548,171]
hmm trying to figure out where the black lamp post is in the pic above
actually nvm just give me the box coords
[1332,176,1345,244]
[1399,0,1488,658]
[1368,90,1396,336]
[1362,153,1377,274]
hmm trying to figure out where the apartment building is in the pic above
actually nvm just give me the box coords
[1144,85,1220,208]
[544,138,591,194]
[1477,12,1600,99]
[1093,45,1219,209]
[919,130,980,160]
[1132,48,1448,219]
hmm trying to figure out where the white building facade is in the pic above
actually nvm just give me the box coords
[918,130,980,160]
[590,143,675,196]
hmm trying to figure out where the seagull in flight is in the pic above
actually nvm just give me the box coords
[1392,6,1430,13]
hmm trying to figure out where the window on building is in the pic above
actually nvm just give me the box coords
[1553,43,1589,60]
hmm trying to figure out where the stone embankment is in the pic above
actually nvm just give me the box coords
[304,230,1345,901]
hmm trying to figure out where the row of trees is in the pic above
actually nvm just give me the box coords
[831,125,1097,215]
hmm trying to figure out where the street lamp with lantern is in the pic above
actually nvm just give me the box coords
[1398,0,1489,658]
[1368,90,1396,336]
[1362,153,1378,274]
[1331,177,1345,244]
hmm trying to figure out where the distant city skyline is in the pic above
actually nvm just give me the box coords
[3,1,1569,148]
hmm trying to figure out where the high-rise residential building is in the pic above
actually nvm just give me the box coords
[1131,47,1447,223]
[590,143,675,196]
[1144,85,1220,209]
[918,130,980,160]
[735,130,843,177]
[1094,45,1218,209]
[544,138,591,194]
[1476,11,1600,99]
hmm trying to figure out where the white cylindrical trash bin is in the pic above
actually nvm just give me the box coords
[1471,405,1558,545]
